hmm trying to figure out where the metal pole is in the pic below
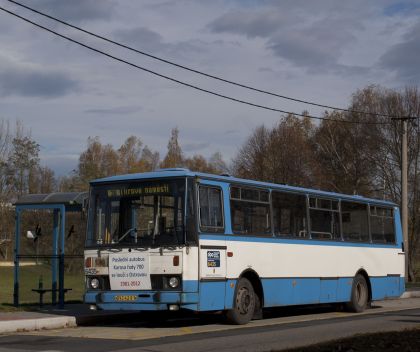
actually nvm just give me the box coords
[52,209,59,306]
[58,206,65,309]
[36,236,39,265]
[401,118,409,281]
[13,208,21,307]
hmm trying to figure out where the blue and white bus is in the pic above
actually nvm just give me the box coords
[84,169,405,324]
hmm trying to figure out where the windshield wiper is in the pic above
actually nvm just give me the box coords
[118,227,137,243]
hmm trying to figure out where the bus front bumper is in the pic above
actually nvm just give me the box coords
[84,290,199,311]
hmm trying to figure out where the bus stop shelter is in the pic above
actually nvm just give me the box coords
[13,192,88,308]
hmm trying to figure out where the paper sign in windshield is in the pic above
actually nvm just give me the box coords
[109,253,151,290]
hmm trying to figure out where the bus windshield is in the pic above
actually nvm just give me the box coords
[86,179,187,247]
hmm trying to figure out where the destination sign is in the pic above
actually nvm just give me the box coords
[107,184,170,198]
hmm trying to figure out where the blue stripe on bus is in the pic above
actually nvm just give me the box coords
[183,280,198,292]
[199,281,226,310]
[97,303,169,311]
[200,234,400,249]
[268,277,352,304]
[370,276,404,300]
[225,279,237,309]
[261,276,402,307]
[193,276,402,311]
[262,278,321,306]
[85,275,404,311]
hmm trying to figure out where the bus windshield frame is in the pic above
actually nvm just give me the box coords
[86,178,191,248]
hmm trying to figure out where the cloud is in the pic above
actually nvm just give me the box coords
[269,17,359,71]
[224,129,238,135]
[0,59,79,98]
[379,22,420,82]
[2,0,419,177]
[183,142,210,152]
[25,0,115,22]
[208,9,291,38]
[384,2,420,16]
[208,8,361,73]
[114,27,166,53]
[84,106,142,115]
[113,26,204,59]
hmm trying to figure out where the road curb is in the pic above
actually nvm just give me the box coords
[0,309,142,334]
[1,293,419,334]
[0,316,76,334]
[401,290,420,299]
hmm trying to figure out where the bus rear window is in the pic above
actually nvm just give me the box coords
[370,206,395,244]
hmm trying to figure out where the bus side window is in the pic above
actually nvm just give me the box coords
[272,192,307,238]
[341,201,369,242]
[370,206,395,244]
[309,197,341,240]
[198,185,224,233]
[230,186,271,236]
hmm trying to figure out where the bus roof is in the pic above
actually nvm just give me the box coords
[90,168,397,207]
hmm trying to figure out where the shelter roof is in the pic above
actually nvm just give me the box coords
[15,192,88,208]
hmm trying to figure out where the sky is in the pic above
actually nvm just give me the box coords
[0,0,419,176]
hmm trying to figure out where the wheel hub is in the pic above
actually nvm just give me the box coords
[236,287,252,314]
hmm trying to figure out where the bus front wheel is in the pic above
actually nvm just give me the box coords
[226,277,256,325]
[346,274,369,313]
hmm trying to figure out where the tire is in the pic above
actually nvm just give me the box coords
[253,292,263,320]
[226,278,255,324]
[346,274,369,313]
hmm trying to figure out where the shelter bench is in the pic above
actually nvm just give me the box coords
[31,288,72,308]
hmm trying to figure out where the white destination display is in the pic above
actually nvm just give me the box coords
[109,253,151,290]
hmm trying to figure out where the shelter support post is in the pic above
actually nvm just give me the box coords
[13,208,21,307]
[58,206,66,309]
[52,209,59,306]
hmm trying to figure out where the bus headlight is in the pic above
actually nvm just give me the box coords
[168,277,180,288]
[89,277,100,289]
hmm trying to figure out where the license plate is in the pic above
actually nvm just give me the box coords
[114,295,137,302]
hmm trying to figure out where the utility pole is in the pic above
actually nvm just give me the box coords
[401,118,409,281]
[393,116,410,281]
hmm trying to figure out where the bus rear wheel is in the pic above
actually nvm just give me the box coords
[226,278,256,325]
[346,274,369,313]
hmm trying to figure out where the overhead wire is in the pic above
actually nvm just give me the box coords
[0,4,394,125]
[6,0,418,121]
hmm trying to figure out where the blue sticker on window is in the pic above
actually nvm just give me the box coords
[207,251,220,267]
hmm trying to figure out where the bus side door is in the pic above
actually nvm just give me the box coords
[197,180,227,310]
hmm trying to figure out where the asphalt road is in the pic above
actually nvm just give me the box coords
[1,298,420,352]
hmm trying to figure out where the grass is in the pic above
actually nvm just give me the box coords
[0,263,85,311]
[406,281,420,289]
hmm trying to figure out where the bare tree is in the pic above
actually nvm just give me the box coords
[233,115,321,187]
[316,86,420,281]
[28,165,56,194]
[7,122,40,197]
[313,111,376,195]
[161,128,184,168]
[139,146,160,172]
[348,86,420,281]
[233,125,270,181]
[118,136,143,173]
